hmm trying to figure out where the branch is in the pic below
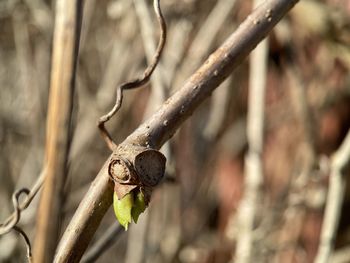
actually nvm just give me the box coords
[81,223,123,263]
[54,1,299,262]
[33,0,82,262]
[234,0,269,261]
[315,130,350,263]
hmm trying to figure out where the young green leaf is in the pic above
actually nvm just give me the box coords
[131,190,147,223]
[113,191,134,230]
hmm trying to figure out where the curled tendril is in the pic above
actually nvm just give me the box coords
[98,0,167,150]
[1,169,45,231]
[0,189,32,262]
[13,226,32,263]
[0,169,45,262]
[0,188,30,235]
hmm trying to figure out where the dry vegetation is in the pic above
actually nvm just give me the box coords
[0,0,350,262]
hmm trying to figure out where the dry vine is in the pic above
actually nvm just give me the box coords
[0,189,31,260]
[0,169,46,262]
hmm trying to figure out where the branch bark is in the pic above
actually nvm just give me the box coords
[54,0,299,262]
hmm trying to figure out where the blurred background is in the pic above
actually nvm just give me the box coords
[1,0,350,262]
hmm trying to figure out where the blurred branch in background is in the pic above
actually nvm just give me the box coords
[271,45,321,263]
[174,0,237,89]
[234,0,268,262]
[33,0,82,262]
[315,130,350,263]
[81,223,122,263]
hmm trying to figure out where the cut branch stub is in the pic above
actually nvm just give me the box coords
[109,157,137,184]
[109,145,166,199]
[135,149,166,187]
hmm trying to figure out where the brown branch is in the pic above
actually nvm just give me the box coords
[54,0,299,262]
[13,226,33,263]
[32,0,82,262]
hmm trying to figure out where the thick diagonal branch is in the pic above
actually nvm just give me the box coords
[54,0,299,262]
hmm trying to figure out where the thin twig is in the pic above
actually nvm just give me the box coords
[134,0,167,104]
[13,226,32,263]
[0,183,39,263]
[79,0,96,51]
[234,0,268,262]
[81,223,123,263]
[98,0,167,150]
[0,188,30,235]
[315,130,350,263]
[54,1,299,261]
[0,168,46,248]
[188,0,237,62]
